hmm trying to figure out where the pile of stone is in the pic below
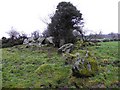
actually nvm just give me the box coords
[57,42,98,77]
[72,51,98,77]
[23,36,54,46]
[61,49,98,77]
[58,43,74,54]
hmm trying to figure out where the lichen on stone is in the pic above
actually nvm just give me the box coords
[72,51,98,77]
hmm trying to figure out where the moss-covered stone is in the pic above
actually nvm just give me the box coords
[63,49,98,77]
[75,40,98,50]
[72,51,98,77]
[63,53,78,65]
[75,40,84,49]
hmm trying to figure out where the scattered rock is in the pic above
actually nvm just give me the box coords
[110,81,120,88]
[23,38,29,44]
[58,43,74,54]
[72,51,98,77]
[62,50,98,77]
[37,37,46,45]
[63,53,78,65]
[23,36,55,47]
[99,84,106,88]
[23,37,35,45]
[28,37,35,43]
[45,36,54,46]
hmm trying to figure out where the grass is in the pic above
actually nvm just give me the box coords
[87,41,119,88]
[1,41,119,88]
[90,41,118,60]
[2,45,65,88]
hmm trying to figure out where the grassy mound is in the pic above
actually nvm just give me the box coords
[35,64,71,88]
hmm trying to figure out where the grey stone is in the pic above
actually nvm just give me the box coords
[37,37,45,44]
[72,51,98,77]
[23,36,55,47]
[58,43,74,54]
[45,36,54,45]
[23,39,29,44]
[72,30,81,37]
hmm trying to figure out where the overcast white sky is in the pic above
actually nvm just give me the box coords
[0,0,119,38]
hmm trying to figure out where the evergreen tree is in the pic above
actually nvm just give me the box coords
[47,2,83,47]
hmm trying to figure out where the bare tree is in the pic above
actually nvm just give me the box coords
[40,13,54,25]
[73,20,86,41]
[83,30,99,42]
[19,32,28,39]
[31,30,40,40]
[7,27,20,39]
[109,32,116,39]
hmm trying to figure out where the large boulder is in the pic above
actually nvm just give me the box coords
[28,37,35,43]
[23,38,29,44]
[37,37,46,45]
[72,30,81,37]
[23,37,35,44]
[63,53,80,65]
[58,43,74,54]
[45,36,54,46]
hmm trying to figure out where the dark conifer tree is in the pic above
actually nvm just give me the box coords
[47,2,83,47]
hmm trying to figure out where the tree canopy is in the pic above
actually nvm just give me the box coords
[47,1,83,47]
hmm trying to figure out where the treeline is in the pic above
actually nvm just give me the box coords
[0,26,46,48]
[84,33,120,43]
[1,30,119,48]
[1,27,27,48]
[1,36,26,48]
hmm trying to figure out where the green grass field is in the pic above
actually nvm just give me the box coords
[1,41,119,88]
